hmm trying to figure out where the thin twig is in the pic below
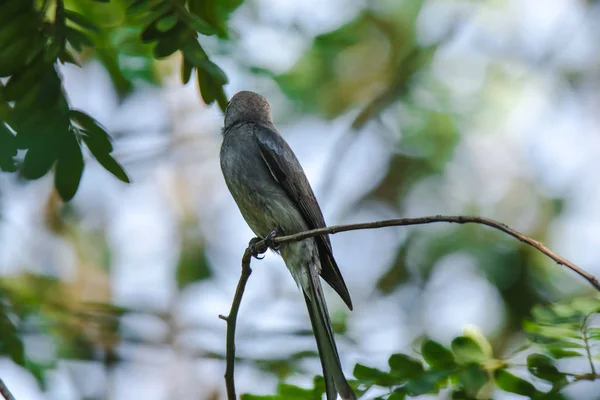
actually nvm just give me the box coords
[220,215,600,399]
[220,246,257,400]
[581,314,597,375]
[0,378,16,400]
[252,215,600,291]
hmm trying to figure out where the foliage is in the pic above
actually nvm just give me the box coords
[0,0,238,201]
[243,296,600,399]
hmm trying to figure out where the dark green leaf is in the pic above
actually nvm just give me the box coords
[196,67,228,111]
[546,347,582,359]
[54,131,84,201]
[156,14,178,32]
[199,59,228,85]
[65,9,99,32]
[494,369,538,397]
[312,375,326,397]
[0,0,33,27]
[35,67,63,109]
[177,5,216,35]
[422,339,455,369]
[0,123,17,172]
[0,8,40,50]
[0,301,25,365]
[277,383,313,399]
[65,27,94,51]
[44,38,64,63]
[21,136,57,180]
[240,395,276,400]
[404,369,452,396]
[85,147,130,183]
[70,110,113,153]
[388,391,406,400]
[458,364,488,397]
[353,364,396,386]
[58,48,80,66]
[451,336,487,364]
[388,353,424,380]
[182,41,208,65]
[141,10,175,43]
[176,241,211,289]
[3,62,47,102]
[181,59,193,84]
[526,354,565,384]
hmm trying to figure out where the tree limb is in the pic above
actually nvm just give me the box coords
[0,379,16,400]
[220,214,600,399]
[219,244,261,400]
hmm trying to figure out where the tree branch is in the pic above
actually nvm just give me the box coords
[220,214,600,398]
[0,379,16,400]
[219,244,259,400]
[256,215,600,291]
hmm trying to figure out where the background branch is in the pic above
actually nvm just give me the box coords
[0,379,16,400]
[219,245,259,400]
[221,214,600,398]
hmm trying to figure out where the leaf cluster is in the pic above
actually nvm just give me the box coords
[0,0,239,201]
[243,296,600,399]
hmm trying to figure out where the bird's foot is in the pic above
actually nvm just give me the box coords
[264,228,279,250]
[248,237,266,259]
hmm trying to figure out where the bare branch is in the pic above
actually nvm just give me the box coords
[0,379,16,400]
[221,214,600,398]
[254,215,600,291]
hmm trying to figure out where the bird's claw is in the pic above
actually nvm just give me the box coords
[248,229,279,259]
[264,228,279,250]
[248,237,266,259]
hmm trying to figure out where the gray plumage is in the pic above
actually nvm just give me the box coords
[220,91,355,400]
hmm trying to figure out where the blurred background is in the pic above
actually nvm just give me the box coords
[2,0,600,398]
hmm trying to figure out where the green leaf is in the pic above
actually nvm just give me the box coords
[312,375,326,397]
[388,353,424,380]
[176,240,211,289]
[86,148,130,183]
[21,136,57,180]
[181,59,193,84]
[65,27,94,51]
[199,59,228,85]
[526,354,565,384]
[388,391,406,400]
[177,5,216,35]
[451,336,487,364]
[546,347,582,359]
[156,14,178,32]
[64,9,99,32]
[494,369,538,397]
[2,62,47,102]
[353,364,396,386]
[458,364,488,397]
[54,131,84,201]
[524,320,582,340]
[0,301,25,366]
[422,339,455,369]
[196,67,228,111]
[0,123,17,172]
[70,110,113,153]
[404,369,452,396]
[182,41,208,65]
[240,395,277,400]
[277,383,314,399]
[0,0,33,27]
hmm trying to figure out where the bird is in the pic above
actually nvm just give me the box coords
[220,91,356,400]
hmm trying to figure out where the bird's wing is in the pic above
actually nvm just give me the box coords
[254,124,353,310]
